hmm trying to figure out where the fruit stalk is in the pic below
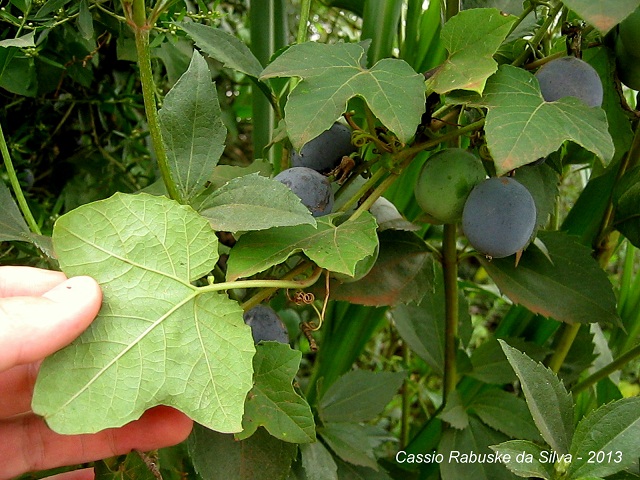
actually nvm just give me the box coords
[442,223,459,402]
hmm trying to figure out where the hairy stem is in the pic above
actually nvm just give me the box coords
[442,223,459,401]
[572,343,640,394]
[0,121,41,235]
[124,0,182,203]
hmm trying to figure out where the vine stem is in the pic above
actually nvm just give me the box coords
[0,121,41,235]
[123,0,182,203]
[572,343,640,395]
[511,1,563,67]
[442,223,458,402]
[296,0,312,44]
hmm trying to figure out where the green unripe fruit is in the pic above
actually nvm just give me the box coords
[414,148,486,224]
[619,7,640,56]
[615,39,640,91]
[462,177,536,259]
[535,56,603,107]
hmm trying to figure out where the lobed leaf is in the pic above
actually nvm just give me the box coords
[499,341,574,454]
[226,212,378,280]
[561,0,640,34]
[159,50,226,203]
[32,193,255,434]
[481,231,620,326]
[428,8,516,94]
[198,173,316,232]
[450,65,614,175]
[260,42,425,148]
[237,342,315,443]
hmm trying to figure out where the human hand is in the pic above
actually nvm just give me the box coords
[0,266,193,480]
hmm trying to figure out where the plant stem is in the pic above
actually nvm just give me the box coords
[572,343,640,395]
[511,1,563,67]
[546,322,580,373]
[399,119,485,162]
[296,0,312,44]
[350,171,398,222]
[124,0,182,203]
[0,121,41,235]
[202,270,322,296]
[336,167,387,214]
[400,341,411,450]
[442,223,458,402]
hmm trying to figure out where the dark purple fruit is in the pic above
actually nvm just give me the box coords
[535,57,603,107]
[243,305,289,344]
[291,122,356,172]
[462,177,536,258]
[274,167,334,217]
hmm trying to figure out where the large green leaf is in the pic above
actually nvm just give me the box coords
[566,397,640,479]
[159,50,226,203]
[428,8,516,94]
[451,65,614,175]
[499,341,574,455]
[318,370,405,424]
[178,22,263,77]
[226,212,378,280]
[301,441,338,480]
[188,425,296,480]
[489,440,555,479]
[562,0,640,34]
[481,231,620,326]
[260,42,425,148]
[32,193,255,434]
[198,173,316,232]
[237,342,315,443]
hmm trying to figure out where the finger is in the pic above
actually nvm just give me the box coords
[0,276,102,371]
[44,469,94,480]
[0,363,38,418]
[0,266,67,297]
[1,406,193,479]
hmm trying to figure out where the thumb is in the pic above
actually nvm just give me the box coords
[0,276,102,372]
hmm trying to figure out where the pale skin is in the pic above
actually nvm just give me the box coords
[0,266,193,480]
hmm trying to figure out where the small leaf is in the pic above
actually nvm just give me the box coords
[499,341,574,454]
[561,0,640,34]
[77,0,93,40]
[301,442,338,480]
[32,193,255,434]
[489,440,555,479]
[260,42,425,148]
[237,342,315,443]
[470,389,541,442]
[0,31,35,48]
[226,212,378,280]
[319,423,378,470]
[179,22,264,77]
[198,173,316,232]
[450,65,614,175]
[327,230,436,306]
[566,397,640,479]
[438,417,512,480]
[318,370,405,424]
[0,180,30,241]
[188,424,297,480]
[159,50,226,202]
[428,8,516,94]
[481,231,620,326]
